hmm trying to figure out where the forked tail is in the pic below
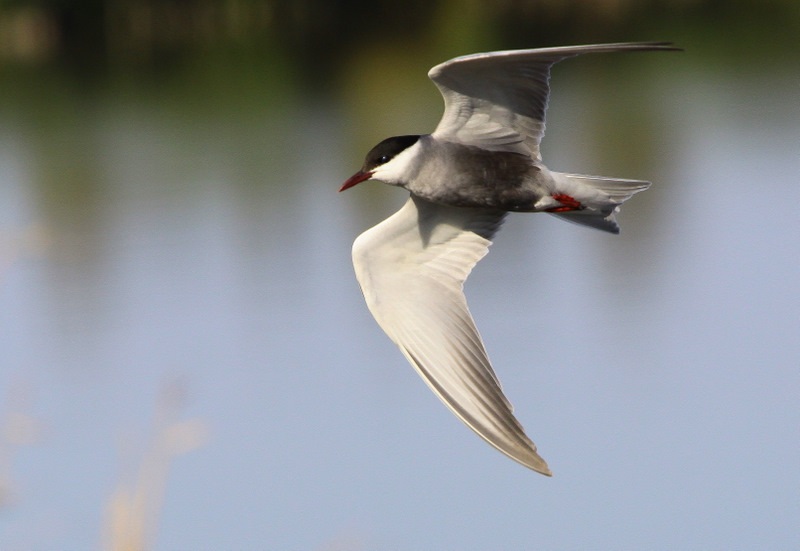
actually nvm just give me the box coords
[550,173,651,234]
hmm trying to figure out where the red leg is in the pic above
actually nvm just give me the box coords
[546,193,583,213]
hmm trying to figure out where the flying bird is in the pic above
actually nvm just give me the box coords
[340,42,679,475]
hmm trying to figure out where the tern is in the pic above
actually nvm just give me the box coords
[340,42,679,475]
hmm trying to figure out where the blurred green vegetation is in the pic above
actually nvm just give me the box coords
[0,0,797,89]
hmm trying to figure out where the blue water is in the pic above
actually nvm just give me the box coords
[1,51,798,549]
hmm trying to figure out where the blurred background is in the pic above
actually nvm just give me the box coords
[1,0,798,549]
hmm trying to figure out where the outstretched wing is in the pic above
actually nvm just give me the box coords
[428,42,679,159]
[351,195,551,474]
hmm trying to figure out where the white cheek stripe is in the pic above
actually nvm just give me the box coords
[372,141,423,184]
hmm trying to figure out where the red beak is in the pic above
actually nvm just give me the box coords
[339,170,373,192]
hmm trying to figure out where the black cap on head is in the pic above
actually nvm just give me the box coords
[363,135,420,171]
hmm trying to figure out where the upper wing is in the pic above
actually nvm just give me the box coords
[428,42,679,159]
[352,195,551,474]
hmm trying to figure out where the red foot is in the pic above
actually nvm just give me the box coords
[546,193,583,213]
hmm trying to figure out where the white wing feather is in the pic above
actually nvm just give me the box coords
[352,195,551,474]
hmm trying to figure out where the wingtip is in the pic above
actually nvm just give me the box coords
[585,41,683,54]
[645,41,684,52]
[525,454,553,476]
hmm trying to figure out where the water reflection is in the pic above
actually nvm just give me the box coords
[1,33,799,550]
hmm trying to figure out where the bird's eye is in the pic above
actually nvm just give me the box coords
[378,155,390,164]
